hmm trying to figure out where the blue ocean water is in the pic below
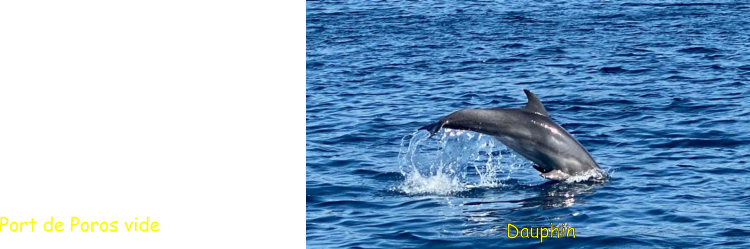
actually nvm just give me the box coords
[306,0,750,247]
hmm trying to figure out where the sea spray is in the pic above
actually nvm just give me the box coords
[397,129,529,194]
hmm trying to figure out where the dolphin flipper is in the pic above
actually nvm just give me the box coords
[533,165,570,181]
[539,170,571,181]
[532,165,553,173]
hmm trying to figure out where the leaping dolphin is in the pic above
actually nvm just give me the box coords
[420,89,607,182]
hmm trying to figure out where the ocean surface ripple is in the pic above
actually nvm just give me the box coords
[307,0,750,247]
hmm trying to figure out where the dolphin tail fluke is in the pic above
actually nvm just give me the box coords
[419,122,442,137]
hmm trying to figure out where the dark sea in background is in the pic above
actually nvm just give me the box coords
[306,0,750,247]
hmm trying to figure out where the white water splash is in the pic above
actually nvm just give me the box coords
[397,129,529,195]
[563,166,614,183]
[564,168,610,183]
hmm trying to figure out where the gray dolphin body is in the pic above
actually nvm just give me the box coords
[420,90,607,181]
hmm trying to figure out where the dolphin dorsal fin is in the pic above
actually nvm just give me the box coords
[522,89,549,117]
